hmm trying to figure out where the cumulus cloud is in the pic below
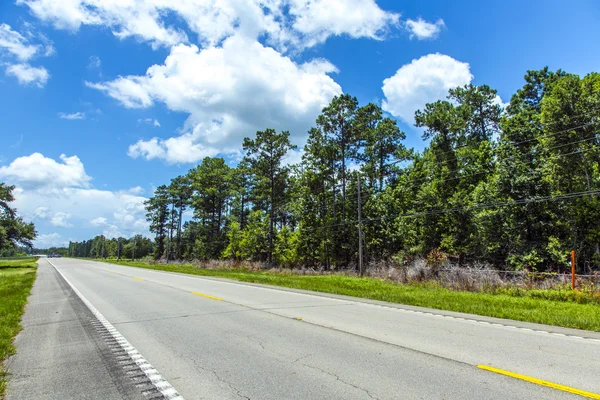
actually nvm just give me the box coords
[58,111,85,120]
[0,152,91,189]
[34,206,50,219]
[405,18,445,40]
[33,206,74,228]
[5,63,50,87]
[382,53,473,125]
[127,186,145,195]
[288,0,400,48]
[90,216,107,226]
[0,23,53,87]
[0,23,40,61]
[35,233,66,248]
[91,36,342,164]
[17,0,399,50]
[50,212,72,227]
[1,153,150,241]
[11,182,149,241]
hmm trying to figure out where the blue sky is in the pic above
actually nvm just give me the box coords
[0,0,598,247]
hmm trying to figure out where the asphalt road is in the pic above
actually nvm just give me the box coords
[8,258,600,399]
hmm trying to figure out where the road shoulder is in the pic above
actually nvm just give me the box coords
[5,259,166,400]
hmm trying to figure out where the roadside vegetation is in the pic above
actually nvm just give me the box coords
[0,182,38,397]
[103,258,600,332]
[69,68,600,275]
[66,67,600,330]
[0,257,37,397]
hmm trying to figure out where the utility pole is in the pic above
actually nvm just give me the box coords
[358,174,364,277]
[117,238,121,261]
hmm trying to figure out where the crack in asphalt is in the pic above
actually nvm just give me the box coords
[209,370,251,400]
[300,363,379,400]
[184,355,250,400]
[292,354,312,364]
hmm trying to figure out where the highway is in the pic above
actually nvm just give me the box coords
[7,258,600,399]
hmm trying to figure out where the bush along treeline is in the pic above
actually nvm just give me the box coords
[138,67,599,273]
[68,235,154,259]
[0,183,37,257]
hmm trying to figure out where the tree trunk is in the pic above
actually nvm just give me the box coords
[177,202,183,259]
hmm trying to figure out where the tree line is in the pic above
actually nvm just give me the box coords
[68,235,154,259]
[89,67,600,272]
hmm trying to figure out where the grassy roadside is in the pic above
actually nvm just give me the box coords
[0,258,37,398]
[103,259,600,332]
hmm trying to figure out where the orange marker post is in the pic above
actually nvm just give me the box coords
[571,250,576,290]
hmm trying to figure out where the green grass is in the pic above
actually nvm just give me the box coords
[103,259,600,332]
[0,258,37,398]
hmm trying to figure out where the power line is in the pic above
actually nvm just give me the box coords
[361,189,600,226]
[385,120,599,170]
[388,138,600,191]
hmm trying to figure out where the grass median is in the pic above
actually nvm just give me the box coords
[98,259,600,332]
[0,258,37,398]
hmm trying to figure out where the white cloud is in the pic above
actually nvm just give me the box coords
[0,152,92,189]
[17,0,398,50]
[34,233,66,248]
[127,186,145,195]
[382,53,473,125]
[0,23,53,87]
[90,36,342,164]
[137,118,160,127]
[33,206,73,228]
[288,0,400,48]
[50,212,72,227]
[405,18,445,40]
[34,206,50,219]
[0,23,40,61]
[5,63,50,87]
[2,153,150,242]
[86,77,153,108]
[58,111,85,120]
[90,216,107,226]
[282,148,304,167]
[493,95,509,111]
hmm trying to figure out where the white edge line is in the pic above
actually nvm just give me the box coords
[47,259,185,400]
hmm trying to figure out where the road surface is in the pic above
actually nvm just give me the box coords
[7,258,600,399]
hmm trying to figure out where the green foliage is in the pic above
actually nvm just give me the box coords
[239,210,269,261]
[243,128,297,265]
[273,226,299,268]
[131,67,600,272]
[222,219,242,261]
[0,183,37,254]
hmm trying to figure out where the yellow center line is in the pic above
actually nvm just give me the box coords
[477,365,600,399]
[133,277,144,281]
[191,292,222,301]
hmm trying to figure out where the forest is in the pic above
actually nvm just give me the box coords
[70,67,600,273]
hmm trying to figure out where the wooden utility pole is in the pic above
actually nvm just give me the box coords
[571,250,576,290]
[358,174,364,277]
